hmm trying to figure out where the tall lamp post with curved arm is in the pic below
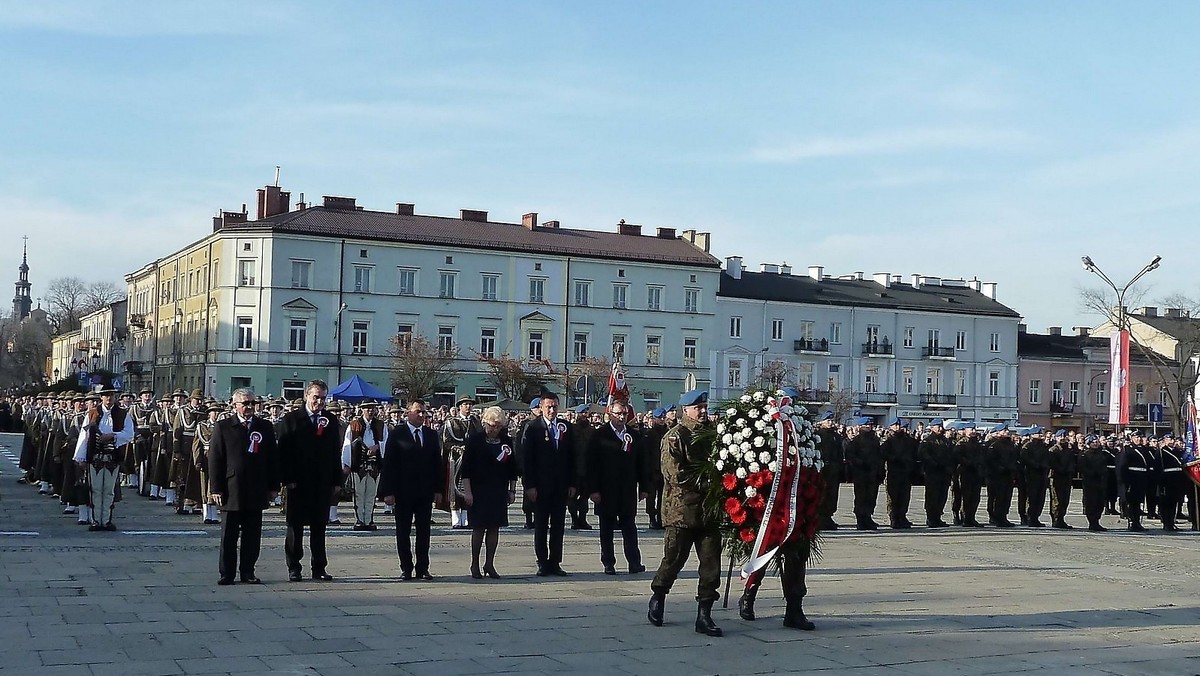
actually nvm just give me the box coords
[334,302,348,385]
[1081,255,1162,431]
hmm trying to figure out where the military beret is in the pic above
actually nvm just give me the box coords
[817,410,834,422]
[574,404,589,414]
[529,397,541,410]
[929,418,944,427]
[651,407,665,418]
[678,389,708,407]
[853,416,874,426]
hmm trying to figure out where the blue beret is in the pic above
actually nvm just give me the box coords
[651,407,665,418]
[779,386,801,399]
[1163,432,1174,439]
[1054,429,1067,438]
[1085,434,1098,443]
[666,405,676,412]
[529,397,541,410]
[853,416,874,426]
[678,389,708,407]
[885,417,899,427]
[991,423,1007,433]
[817,410,834,422]
[930,418,944,427]
[574,404,589,414]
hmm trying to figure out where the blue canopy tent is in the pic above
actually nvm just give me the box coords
[328,375,393,403]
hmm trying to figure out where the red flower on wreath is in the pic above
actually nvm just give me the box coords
[730,510,747,525]
[739,528,756,543]
[748,495,766,511]
[722,474,738,491]
[724,497,742,514]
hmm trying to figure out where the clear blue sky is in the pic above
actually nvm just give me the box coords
[2,1,1198,331]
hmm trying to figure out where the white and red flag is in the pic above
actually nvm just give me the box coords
[1108,331,1130,425]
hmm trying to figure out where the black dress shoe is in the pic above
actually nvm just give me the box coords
[217,577,235,586]
[365,523,377,531]
[400,571,414,581]
[470,566,483,580]
[603,565,617,575]
[312,572,334,581]
[416,571,433,581]
[353,522,367,531]
[1088,523,1108,532]
[104,522,117,531]
[551,566,569,577]
[483,566,501,579]
[288,570,303,582]
[241,575,262,584]
[88,524,102,532]
[1028,520,1046,528]
[536,566,550,577]
[857,521,879,531]
[629,563,646,574]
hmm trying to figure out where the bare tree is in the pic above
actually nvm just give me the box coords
[571,355,612,403]
[757,359,793,391]
[0,315,52,388]
[477,353,547,401]
[827,388,857,424]
[389,334,460,404]
[82,281,124,316]
[45,276,88,334]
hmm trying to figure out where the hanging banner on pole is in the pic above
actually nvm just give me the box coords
[1108,331,1130,425]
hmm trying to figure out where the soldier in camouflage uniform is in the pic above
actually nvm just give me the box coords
[1017,429,1051,527]
[1080,435,1110,531]
[843,418,884,530]
[984,426,1019,527]
[917,419,954,528]
[1047,430,1078,529]
[815,412,844,530]
[648,389,723,638]
[954,426,987,527]
[881,419,918,529]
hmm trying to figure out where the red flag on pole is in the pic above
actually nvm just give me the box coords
[607,362,630,405]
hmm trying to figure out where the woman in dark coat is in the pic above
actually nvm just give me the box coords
[461,406,518,579]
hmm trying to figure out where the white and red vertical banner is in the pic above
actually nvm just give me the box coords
[607,362,630,405]
[1108,331,1130,425]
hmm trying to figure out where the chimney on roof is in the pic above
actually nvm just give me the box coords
[808,266,823,281]
[873,272,891,288]
[761,263,780,274]
[911,274,922,288]
[213,209,248,232]
[256,185,291,219]
[726,256,743,280]
[1137,306,1158,317]
[460,209,488,222]
[542,220,560,229]
[967,277,982,292]
[919,276,942,286]
[980,282,997,300]
[522,212,538,230]
[1074,326,1091,336]
[396,203,415,216]
[681,230,710,252]
[853,271,864,281]
[296,192,306,210]
[1018,323,1027,334]
[1166,307,1190,318]
[779,263,792,275]
[322,195,357,210]
[617,219,642,236]
[656,227,676,239]
[1047,326,1062,336]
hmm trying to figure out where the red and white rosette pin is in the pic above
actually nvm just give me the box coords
[622,432,633,453]
[248,431,263,454]
[496,444,513,462]
[316,416,329,437]
[556,422,568,437]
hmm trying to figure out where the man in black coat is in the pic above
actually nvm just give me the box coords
[208,388,279,585]
[379,400,443,580]
[586,400,647,575]
[520,392,577,576]
[277,380,344,582]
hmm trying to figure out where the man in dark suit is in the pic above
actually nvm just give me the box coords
[208,388,279,585]
[277,380,344,582]
[520,392,577,576]
[586,400,647,575]
[379,400,443,580]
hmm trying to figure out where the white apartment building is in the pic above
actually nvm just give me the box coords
[712,258,1022,423]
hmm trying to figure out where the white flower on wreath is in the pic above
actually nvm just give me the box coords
[721,434,733,445]
[735,467,748,479]
[801,457,813,468]
[745,486,758,498]
[814,459,825,471]
[715,460,725,470]
[758,451,772,464]
[718,448,729,460]
[727,408,738,417]
[736,418,747,428]
[743,450,756,462]
[753,436,766,448]
[754,419,766,431]
[768,460,779,472]
[740,441,752,452]
[787,446,798,456]
[728,444,742,457]
[740,394,751,404]
[748,462,761,473]
[716,423,727,434]
[753,391,766,403]
[812,433,822,444]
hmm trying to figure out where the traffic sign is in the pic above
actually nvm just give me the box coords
[1149,403,1163,423]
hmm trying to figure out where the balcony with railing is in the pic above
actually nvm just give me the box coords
[861,341,894,357]
[920,393,958,408]
[858,391,898,405]
[922,345,956,359]
[791,388,831,404]
[1050,400,1075,414]
[123,360,144,375]
[793,338,830,354]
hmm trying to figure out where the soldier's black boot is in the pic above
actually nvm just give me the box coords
[738,587,758,621]
[1129,516,1146,532]
[694,600,723,637]
[1088,521,1107,532]
[782,597,816,631]
[647,593,665,627]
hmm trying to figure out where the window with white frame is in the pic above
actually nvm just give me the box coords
[527,331,544,361]
[1052,380,1063,404]
[647,286,663,311]
[236,316,253,349]
[396,323,414,351]
[612,333,626,361]
[682,337,697,367]
[290,260,311,289]
[238,260,256,286]
[529,278,546,304]
[903,327,914,348]
[799,320,814,341]
[684,288,700,313]
[574,281,590,307]
[398,268,417,295]
[353,266,372,293]
[955,330,967,350]
[729,316,742,338]
[1029,379,1041,404]
[481,274,499,301]
[830,322,842,345]
[864,365,879,393]
[479,327,496,359]
[612,283,628,309]
[351,321,369,355]
[771,318,784,341]
[827,363,841,390]
[797,363,814,389]
[990,332,1001,352]
[902,367,914,394]
[865,324,879,344]
[956,369,968,396]
[988,371,1000,396]
[727,358,743,389]
[646,334,661,366]
[927,367,942,395]
[1069,381,1080,405]
[1096,382,1107,406]
[1135,383,1146,405]
[288,318,309,352]
[437,325,455,356]
[573,332,589,362]
[439,272,456,299]
[928,328,941,349]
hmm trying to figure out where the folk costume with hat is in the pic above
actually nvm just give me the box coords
[73,388,135,530]
[440,397,483,528]
[342,400,388,530]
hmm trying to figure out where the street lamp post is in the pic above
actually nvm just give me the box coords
[334,302,348,385]
[1081,255,1162,432]
[1087,369,1109,433]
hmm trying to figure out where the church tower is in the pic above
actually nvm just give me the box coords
[12,236,32,321]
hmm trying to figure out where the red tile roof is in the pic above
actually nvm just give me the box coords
[228,207,721,268]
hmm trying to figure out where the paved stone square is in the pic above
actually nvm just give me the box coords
[2,432,1198,675]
